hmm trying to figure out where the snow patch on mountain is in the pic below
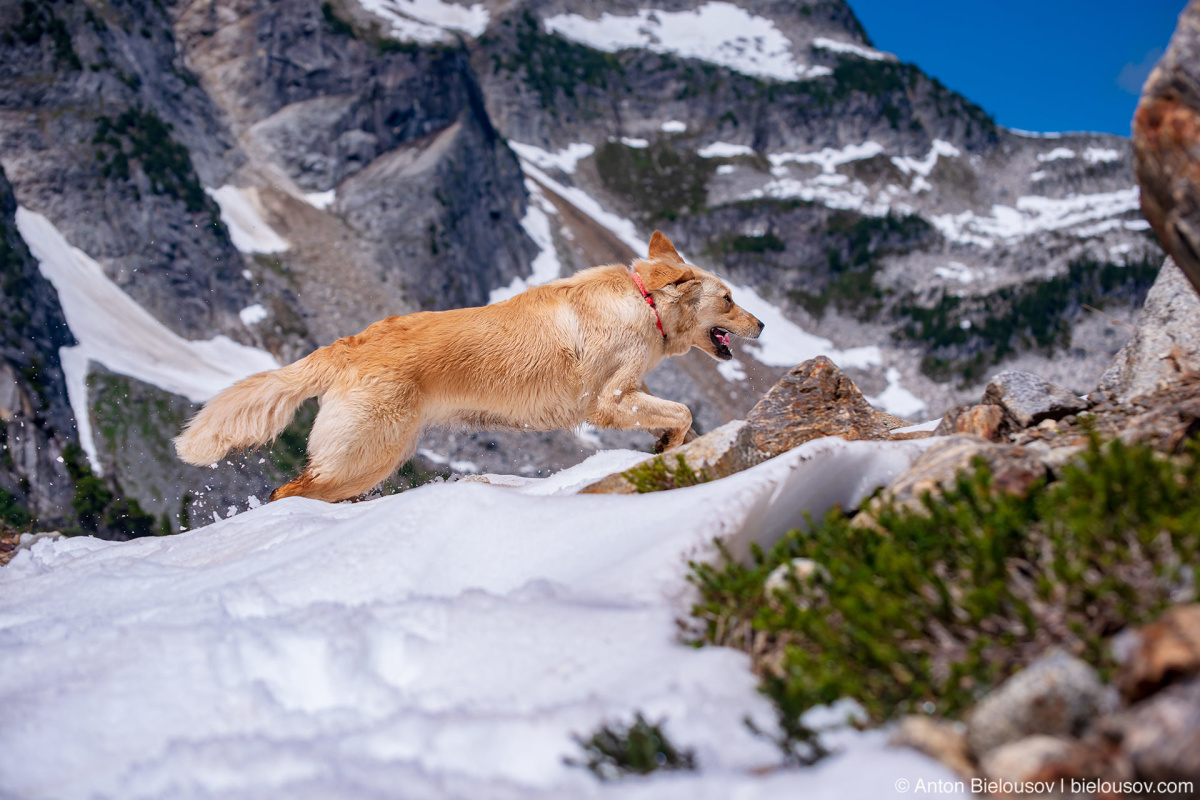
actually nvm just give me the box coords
[1083,147,1120,164]
[239,304,268,325]
[732,285,881,370]
[699,142,757,158]
[543,3,830,82]
[1036,147,1076,163]
[509,141,595,175]
[302,189,337,209]
[15,208,279,473]
[741,173,893,216]
[354,0,488,42]
[516,160,648,256]
[205,186,290,254]
[867,367,926,419]
[931,187,1142,248]
[490,180,563,304]
[890,139,961,193]
[811,37,888,61]
[0,438,955,799]
[771,141,886,174]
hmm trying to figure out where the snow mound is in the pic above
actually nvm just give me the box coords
[0,437,959,799]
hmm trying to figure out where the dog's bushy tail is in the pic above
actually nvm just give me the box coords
[174,349,335,466]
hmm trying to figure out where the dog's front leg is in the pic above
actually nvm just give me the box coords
[637,383,699,451]
[591,379,692,450]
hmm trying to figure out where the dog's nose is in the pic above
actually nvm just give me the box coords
[756,319,765,334]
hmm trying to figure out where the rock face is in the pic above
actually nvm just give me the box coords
[982,370,1089,428]
[1099,258,1200,402]
[1134,0,1200,297]
[0,169,77,526]
[965,650,1108,758]
[744,356,890,453]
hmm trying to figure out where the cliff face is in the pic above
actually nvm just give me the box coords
[0,168,76,526]
[0,0,1161,531]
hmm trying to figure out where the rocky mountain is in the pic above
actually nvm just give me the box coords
[0,0,1163,536]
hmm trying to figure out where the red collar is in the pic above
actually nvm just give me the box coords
[631,270,667,341]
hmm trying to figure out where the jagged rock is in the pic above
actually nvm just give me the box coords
[1116,604,1200,704]
[982,371,1089,429]
[744,357,890,456]
[966,650,1108,758]
[877,435,1050,509]
[1099,676,1200,784]
[934,403,1006,441]
[889,716,975,780]
[979,734,1081,784]
[1098,258,1200,403]
[1133,0,1200,296]
[579,419,761,494]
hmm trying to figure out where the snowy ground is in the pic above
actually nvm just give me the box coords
[1,438,964,800]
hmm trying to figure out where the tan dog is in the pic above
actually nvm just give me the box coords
[175,231,764,502]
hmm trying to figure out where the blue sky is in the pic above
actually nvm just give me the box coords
[848,1,1186,137]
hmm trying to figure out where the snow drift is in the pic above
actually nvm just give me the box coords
[0,438,964,799]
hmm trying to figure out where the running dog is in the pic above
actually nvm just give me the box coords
[175,231,764,502]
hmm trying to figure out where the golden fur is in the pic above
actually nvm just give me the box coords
[175,232,763,502]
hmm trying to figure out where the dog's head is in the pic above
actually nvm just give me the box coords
[634,231,764,361]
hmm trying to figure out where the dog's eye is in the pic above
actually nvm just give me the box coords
[723,294,732,304]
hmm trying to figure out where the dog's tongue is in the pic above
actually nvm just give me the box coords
[716,330,730,346]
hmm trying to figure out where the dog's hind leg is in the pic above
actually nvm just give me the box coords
[270,391,420,503]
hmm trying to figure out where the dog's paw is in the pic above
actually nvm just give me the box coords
[653,431,672,454]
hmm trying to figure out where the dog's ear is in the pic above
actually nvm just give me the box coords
[648,231,684,263]
[640,261,696,291]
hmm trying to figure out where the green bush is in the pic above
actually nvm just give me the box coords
[688,436,1200,753]
[497,11,624,111]
[623,454,708,493]
[93,108,207,212]
[568,713,696,780]
[594,140,714,224]
[0,485,32,528]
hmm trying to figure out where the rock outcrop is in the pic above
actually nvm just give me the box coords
[1098,257,1200,402]
[579,356,893,494]
[1134,0,1200,296]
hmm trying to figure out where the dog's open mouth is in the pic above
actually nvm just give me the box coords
[709,327,733,360]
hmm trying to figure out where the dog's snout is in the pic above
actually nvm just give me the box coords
[756,318,765,334]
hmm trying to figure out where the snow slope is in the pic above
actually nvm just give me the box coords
[0,438,962,800]
[14,208,279,473]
